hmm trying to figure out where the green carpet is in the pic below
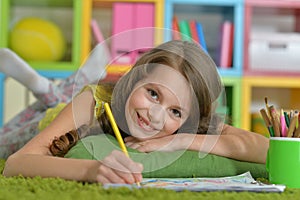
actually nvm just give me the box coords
[0,159,300,200]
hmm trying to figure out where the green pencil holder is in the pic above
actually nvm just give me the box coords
[266,137,300,188]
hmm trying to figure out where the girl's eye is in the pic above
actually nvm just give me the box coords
[147,89,159,101]
[171,109,181,118]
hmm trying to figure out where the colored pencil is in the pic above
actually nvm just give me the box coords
[270,106,281,137]
[280,109,288,137]
[260,108,273,137]
[104,103,140,186]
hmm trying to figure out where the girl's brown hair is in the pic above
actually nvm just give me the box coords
[50,83,115,157]
[49,40,223,156]
[111,40,222,134]
[49,130,79,157]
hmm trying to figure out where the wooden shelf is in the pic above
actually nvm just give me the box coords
[244,1,300,76]
[241,77,300,130]
[164,0,244,77]
[81,0,164,62]
[0,0,86,125]
[1,0,299,132]
[242,1,300,132]
[246,0,300,8]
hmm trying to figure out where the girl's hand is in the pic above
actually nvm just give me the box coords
[96,150,143,184]
[125,134,195,152]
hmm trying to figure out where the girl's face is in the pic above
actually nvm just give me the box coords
[125,65,192,140]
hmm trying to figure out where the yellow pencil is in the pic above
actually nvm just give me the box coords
[104,103,129,157]
[103,102,140,186]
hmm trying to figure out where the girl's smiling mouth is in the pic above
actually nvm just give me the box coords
[136,112,155,132]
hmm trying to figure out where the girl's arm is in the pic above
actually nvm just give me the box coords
[126,124,269,164]
[3,91,143,183]
[3,90,96,180]
[186,124,269,164]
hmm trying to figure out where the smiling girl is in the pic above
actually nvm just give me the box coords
[3,40,268,184]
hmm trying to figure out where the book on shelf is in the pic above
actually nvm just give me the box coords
[172,17,207,52]
[189,20,200,44]
[172,16,181,40]
[195,21,207,52]
[218,20,234,68]
[91,19,105,44]
[178,20,192,41]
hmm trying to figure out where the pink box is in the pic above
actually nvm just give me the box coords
[134,3,154,58]
[112,3,135,64]
[111,3,154,64]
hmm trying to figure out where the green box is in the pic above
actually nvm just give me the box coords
[1,0,84,76]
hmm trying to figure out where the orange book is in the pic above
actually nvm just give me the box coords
[172,16,181,40]
[189,20,200,43]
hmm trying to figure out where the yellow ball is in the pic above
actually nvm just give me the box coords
[10,17,66,61]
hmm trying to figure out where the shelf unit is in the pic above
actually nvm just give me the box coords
[242,0,300,132]
[244,0,300,76]
[164,0,244,127]
[2,0,298,132]
[0,0,86,77]
[0,0,87,126]
[0,0,164,125]
[222,77,242,128]
[241,77,300,132]
[0,0,244,128]
[164,0,244,77]
[82,0,164,76]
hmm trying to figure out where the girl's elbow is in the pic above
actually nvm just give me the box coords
[2,154,17,177]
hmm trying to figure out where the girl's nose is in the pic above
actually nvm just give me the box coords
[148,104,165,128]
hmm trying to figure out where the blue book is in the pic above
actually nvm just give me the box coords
[195,22,207,53]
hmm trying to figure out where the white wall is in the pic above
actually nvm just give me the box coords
[4,78,36,123]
